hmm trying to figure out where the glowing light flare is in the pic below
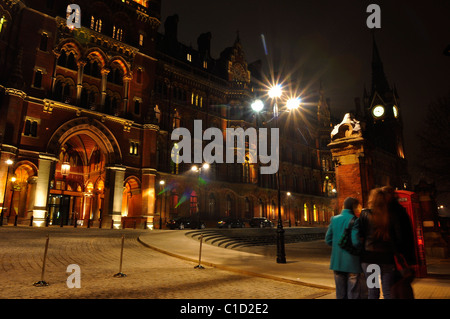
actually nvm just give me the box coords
[175,194,188,208]
[268,84,282,99]
[251,99,264,112]
[286,97,301,110]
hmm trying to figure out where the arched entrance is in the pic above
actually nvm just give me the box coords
[6,162,37,224]
[32,117,124,227]
[122,177,141,218]
[47,133,107,226]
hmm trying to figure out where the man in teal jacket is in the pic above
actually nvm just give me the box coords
[325,197,363,299]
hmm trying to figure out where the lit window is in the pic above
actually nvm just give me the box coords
[129,141,139,155]
[203,61,207,69]
[139,34,144,46]
[187,53,192,62]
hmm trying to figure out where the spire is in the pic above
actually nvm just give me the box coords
[371,33,390,95]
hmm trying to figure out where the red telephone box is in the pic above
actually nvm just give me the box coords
[395,190,427,278]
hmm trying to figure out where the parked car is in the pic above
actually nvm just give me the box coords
[166,217,206,230]
[217,218,245,229]
[249,217,274,228]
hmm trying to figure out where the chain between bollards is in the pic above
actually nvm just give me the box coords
[33,234,50,287]
[113,234,127,277]
[194,233,205,269]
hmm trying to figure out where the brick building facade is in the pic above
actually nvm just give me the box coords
[0,0,336,229]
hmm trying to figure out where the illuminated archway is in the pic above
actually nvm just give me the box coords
[7,162,37,224]
[122,177,141,218]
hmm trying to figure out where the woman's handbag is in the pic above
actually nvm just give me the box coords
[391,253,415,299]
[394,253,415,278]
[338,216,361,255]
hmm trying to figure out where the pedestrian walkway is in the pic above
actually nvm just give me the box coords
[138,229,450,299]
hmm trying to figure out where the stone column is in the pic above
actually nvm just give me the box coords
[76,60,86,106]
[100,68,110,109]
[141,168,156,229]
[32,154,57,227]
[102,165,126,228]
[0,151,14,212]
[122,75,132,115]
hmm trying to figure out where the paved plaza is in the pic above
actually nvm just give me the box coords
[0,226,449,301]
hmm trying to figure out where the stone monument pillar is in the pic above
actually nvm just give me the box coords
[328,114,373,212]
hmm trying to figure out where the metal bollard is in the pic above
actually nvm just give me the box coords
[33,234,50,286]
[87,219,90,228]
[29,216,33,227]
[60,216,64,228]
[74,218,77,228]
[113,234,126,277]
[98,218,102,229]
[14,215,18,226]
[194,234,205,269]
[111,219,114,229]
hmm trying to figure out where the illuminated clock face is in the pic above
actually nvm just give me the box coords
[393,105,399,118]
[372,105,385,118]
[231,64,247,82]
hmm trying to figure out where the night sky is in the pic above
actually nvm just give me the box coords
[160,0,450,188]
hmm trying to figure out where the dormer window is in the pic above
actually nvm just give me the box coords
[187,53,192,62]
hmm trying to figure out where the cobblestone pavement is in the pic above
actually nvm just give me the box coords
[0,227,328,299]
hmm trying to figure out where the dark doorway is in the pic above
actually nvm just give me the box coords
[48,195,71,225]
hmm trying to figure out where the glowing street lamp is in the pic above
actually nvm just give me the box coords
[268,84,283,99]
[286,97,301,111]
[61,162,71,177]
[251,99,264,113]
[251,82,302,263]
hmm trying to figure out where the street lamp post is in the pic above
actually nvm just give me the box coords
[272,88,286,264]
[287,192,291,227]
[0,159,14,226]
[159,180,165,229]
[252,84,301,264]
[191,163,209,228]
[61,162,70,226]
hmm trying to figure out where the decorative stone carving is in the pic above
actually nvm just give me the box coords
[330,113,362,140]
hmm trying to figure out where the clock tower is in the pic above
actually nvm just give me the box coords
[363,36,405,159]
